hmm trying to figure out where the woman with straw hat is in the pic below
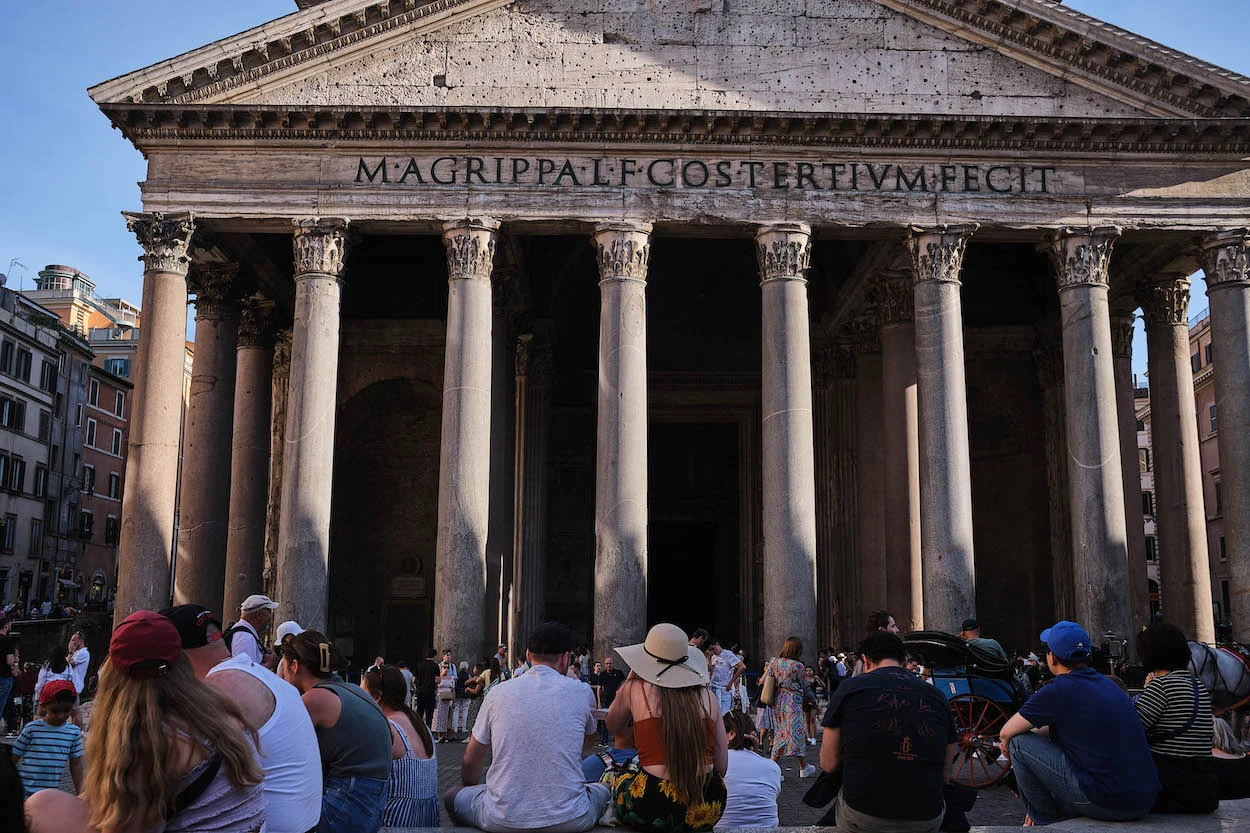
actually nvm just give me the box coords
[606,623,729,832]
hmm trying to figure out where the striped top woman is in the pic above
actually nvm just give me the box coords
[363,664,440,827]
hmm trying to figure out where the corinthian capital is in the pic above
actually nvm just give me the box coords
[1141,273,1191,327]
[442,218,500,283]
[187,262,241,318]
[1200,229,1250,289]
[878,271,914,324]
[906,224,977,286]
[123,211,196,275]
[292,218,349,277]
[1109,313,1136,360]
[755,223,812,282]
[237,297,278,349]
[1047,227,1120,291]
[594,221,652,283]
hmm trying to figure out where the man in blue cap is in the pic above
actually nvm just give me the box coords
[998,620,1159,826]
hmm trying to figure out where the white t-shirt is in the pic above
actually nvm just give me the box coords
[207,653,322,833]
[68,648,90,694]
[35,663,74,703]
[472,664,597,829]
[229,621,264,664]
[400,667,414,695]
[715,748,781,829]
[710,651,742,689]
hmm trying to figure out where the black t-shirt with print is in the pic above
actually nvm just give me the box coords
[599,669,626,705]
[821,665,957,820]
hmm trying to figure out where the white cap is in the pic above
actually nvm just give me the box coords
[274,620,305,646]
[241,594,280,613]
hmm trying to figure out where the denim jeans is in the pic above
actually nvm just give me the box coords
[319,774,388,833]
[0,678,13,729]
[1008,734,1154,826]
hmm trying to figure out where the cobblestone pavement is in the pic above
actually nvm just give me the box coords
[430,731,1027,827]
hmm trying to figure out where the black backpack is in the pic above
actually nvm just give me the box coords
[221,622,253,652]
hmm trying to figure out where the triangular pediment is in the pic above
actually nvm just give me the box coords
[90,0,1250,121]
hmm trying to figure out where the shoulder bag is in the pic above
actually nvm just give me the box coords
[759,661,778,706]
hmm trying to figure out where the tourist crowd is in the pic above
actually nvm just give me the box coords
[6,599,1250,832]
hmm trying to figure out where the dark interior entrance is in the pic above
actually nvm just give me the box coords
[648,422,741,642]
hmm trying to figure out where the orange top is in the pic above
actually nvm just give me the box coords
[634,716,718,767]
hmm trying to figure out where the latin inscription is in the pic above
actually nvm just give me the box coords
[354,156,1057,194]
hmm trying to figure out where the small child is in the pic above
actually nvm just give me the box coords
[11,680,84,797]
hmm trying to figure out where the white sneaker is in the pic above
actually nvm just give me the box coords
[800,764,817,778]
[808,737,817,745]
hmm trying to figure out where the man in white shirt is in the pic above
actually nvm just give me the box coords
[66,632,90,711]
[162,603,322,833]
[228,594,279,664]
[447,622,608,833]
[709,640,745,714]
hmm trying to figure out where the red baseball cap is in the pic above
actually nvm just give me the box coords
[39,679,76,705]
[109,610,182,678]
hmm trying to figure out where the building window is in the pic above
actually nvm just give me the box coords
[1138,448,1151,473]
[78,510,93,541]
[50,445,57,467]
[104,516,119,546]
[1216,481,1224,517]
[86,417,96,448]
[111,428,122,456]
[1135,418,1146,431]
[0,341,14,374]
[1141,491,1154,517]
[104,358,130,377]
[1220,535,1228,561]
[0,398,26,432]
[39,361,55,393]
[82,464,95,494]
[57,353,64,373]
[15,348,31,383]
[33,465,46,499]
[88,378,99,406]
[0,514,15,553]
[1146,536,1158,562]
[28,519,41,556]
[37,410,50,442]
[1206,342,1214,365]
[1192,352,1201,373]
[9,457,25,494]
[1210,403,1218,434]
[55,391,63,417]
[75,403,83,427]
[108,472,119,499]
[114,390,125,417]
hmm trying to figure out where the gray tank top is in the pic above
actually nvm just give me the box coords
[312,677,393,781]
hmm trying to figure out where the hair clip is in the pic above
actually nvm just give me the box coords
[319,643,331,674]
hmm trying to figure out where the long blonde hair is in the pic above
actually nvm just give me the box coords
[656,684,710,806]
[84,654,263,831]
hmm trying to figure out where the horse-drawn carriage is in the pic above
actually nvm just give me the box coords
[903,631,1029,789]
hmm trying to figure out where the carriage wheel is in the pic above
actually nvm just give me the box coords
[947,694,1011,789]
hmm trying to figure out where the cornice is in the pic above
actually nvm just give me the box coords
[97,105,1250,154]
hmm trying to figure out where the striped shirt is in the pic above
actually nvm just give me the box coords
[12,719,84,796]
[1136,670,1213,758]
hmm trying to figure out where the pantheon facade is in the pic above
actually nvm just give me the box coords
[92,0,1250,664]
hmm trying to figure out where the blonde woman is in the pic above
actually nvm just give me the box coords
[52,610,265,832]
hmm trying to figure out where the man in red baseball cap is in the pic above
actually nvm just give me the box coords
[12,678,84,796]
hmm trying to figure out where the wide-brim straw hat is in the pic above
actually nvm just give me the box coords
[616,623,709,688]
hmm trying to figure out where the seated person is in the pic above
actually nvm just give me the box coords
[582,723,638,783]
[820,631,956,833]
[715,709,780,830]
[1213,716,1250,799]
[999,620,1159,826]
[1135,623,1218,814]
[446,622,609,833]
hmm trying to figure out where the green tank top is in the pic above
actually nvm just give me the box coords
[312,677,393,781]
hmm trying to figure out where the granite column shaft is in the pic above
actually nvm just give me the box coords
[1110,312,1151,637]
[510,334,551,667]
[854,328,887,624]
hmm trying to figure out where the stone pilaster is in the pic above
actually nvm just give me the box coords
[1142,275,1215,642]
[114,211,195,624]
[757,223,818,663]
[1109,310,1151,638]
[276,218,348,632]
[1035,338,1075,621]
[592,221,652,667]
[510,333,552,666]
[1049,227,1132,645]
[851,315,887,624]
[1201,230,1250,641]
[906,225,978,633]
[223,299,276,619]
[879,272,923,632]
[433,218,499,663]
[813,345,858,649]
[174,262,241,612]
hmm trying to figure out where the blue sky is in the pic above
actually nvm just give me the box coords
[0,0,1242,378]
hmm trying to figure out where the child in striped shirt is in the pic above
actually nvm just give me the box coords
[11,679,84,797]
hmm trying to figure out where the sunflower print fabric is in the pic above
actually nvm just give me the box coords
[612,770,727,832]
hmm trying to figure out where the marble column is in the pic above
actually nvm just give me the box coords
[223,299,276,619]
[853,318,887,624]
[510,333,552,666]
[592,222,651,666]
[276,218,348,633]
[114,212,195,623]
[1201,231,1250,641]
[756,223,819,663]
[433,219,499,663]
[879,272,923,632]
[174,263,240,611]
[1049,227,1132,644]
[906,225,978,633]
[1143,274,1215,643]
[1109,311,1151,637]
[486,274,519,649]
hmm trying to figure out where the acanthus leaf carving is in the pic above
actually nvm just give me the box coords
[1047,227,1120,291]
[1201,229,1250,289]
[594,222,652,282]
[1141,276,1191,327]
[878,272,914,324]
[442,218,499,282]
[237,297,279,349]
[1109,314,1136,359]
[186,262,241,318]
[906,224,977,285]
[755,223,812,282]
[123,211,195,275]
[292,218,349,277]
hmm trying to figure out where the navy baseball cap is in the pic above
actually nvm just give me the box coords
[1040,620,1091,662]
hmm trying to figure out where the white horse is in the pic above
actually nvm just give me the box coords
[1189,642,1250,714]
